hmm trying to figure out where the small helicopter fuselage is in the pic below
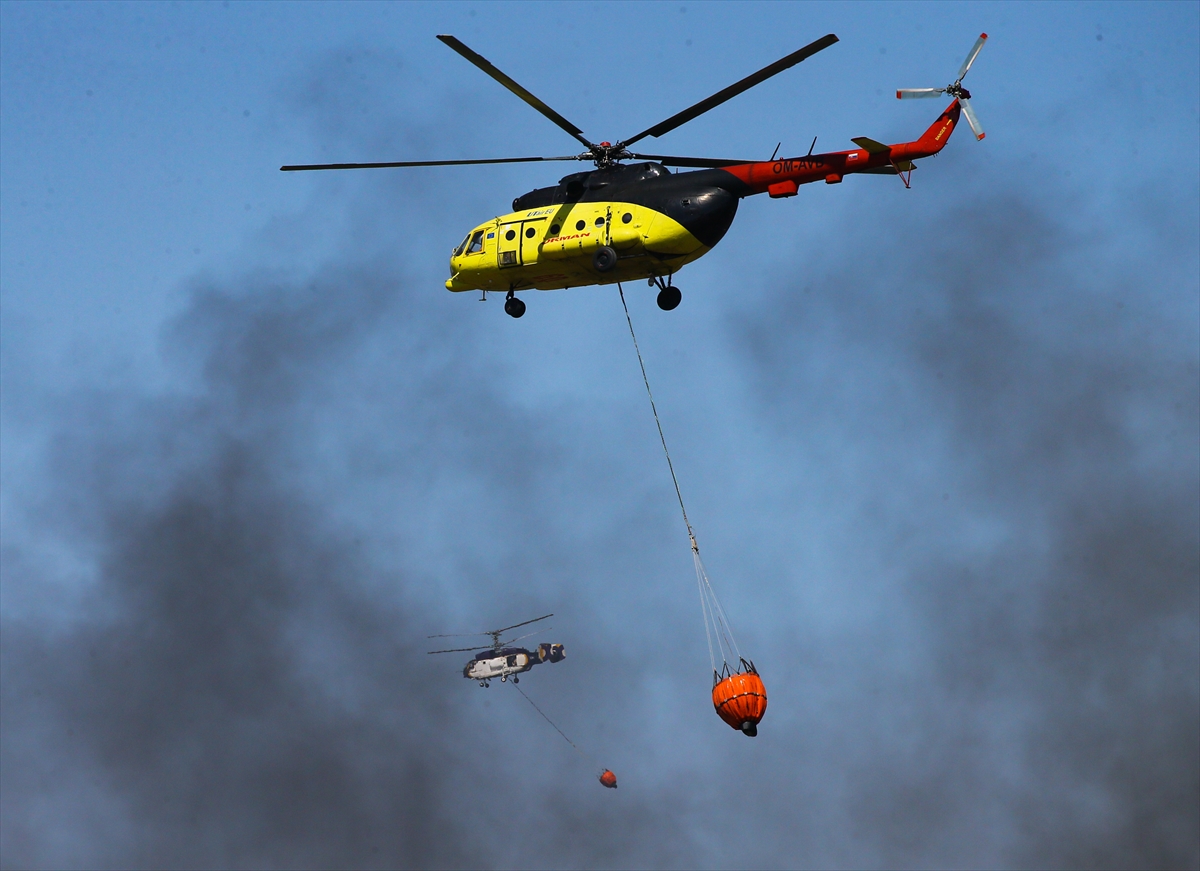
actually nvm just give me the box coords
[464,642,565,686]
[427,613,562,687]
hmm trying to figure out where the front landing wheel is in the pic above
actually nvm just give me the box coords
[656,286,682,311]
[593,246,618,273]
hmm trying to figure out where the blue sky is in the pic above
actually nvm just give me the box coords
[2,3,1198,869]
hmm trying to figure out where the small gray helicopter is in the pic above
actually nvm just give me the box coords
[427,613,565,687]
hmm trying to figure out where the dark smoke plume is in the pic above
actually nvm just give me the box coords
[729,180,1199,869]
[2,43,1197,870]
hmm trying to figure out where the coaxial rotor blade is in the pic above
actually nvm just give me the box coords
[493,613,554,635]
[958,96,985,140]
[281,155,583,172]
[956,33,988,83]
[437,35,596,151]
[620,33,839,148]
[500,629,552,646]
[427,646,490,655]
[627,152,754,168]
[896,87,946,99]
[427,632,491,639]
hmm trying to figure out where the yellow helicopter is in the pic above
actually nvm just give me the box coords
[283,33,987,317]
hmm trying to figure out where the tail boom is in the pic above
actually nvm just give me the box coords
[716,100,962,196]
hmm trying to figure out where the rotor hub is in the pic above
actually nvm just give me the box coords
[587,142,633,168]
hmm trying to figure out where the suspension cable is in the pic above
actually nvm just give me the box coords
[617,283,744,677]
[617,283,697,554]
[515,683,601,767]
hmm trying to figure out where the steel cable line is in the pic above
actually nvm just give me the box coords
[616,284,741,676]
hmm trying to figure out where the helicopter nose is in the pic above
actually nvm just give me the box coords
[663,186,738,249]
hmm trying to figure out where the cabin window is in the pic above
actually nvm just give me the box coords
[549,224,560,235]
[505,229,516,241]
[453,233,471,256]
[466,231,484,254]
[595,216,606,226]
[622,212,632,224]
[525,226,536,238]
[575,219,586,231]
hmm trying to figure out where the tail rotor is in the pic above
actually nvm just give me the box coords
[897,33,988,140]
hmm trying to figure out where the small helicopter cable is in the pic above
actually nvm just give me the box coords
[514,683,616,786]
[514,683,588,761]
[616,283,742,677]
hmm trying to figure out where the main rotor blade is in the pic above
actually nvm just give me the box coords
[628,152,754,168]
[427,632,490,639]
[958,96,985,140]
[620,33,838,148]
[956,33,988,83]
[501,629,552,646]
[437,35,595,151]
[896,88,946,100]
[493,613,554,635]
[427,646,489,655]
[281,155,582,172]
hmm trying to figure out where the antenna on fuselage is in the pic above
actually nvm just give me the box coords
[807,136,818,157]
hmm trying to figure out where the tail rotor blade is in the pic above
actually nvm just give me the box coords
[956,33,988,83]
[896,88,945,100]
[958,96,985,140]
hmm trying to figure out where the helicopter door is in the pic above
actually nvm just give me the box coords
[497,222,522,268]
[520,219,545,265]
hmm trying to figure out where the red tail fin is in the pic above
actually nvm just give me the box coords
[915,100,962,155]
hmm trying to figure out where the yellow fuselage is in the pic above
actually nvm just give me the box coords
[446,201,708,293]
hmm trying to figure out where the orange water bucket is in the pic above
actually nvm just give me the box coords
[712,668,768,737]
[598,769,618,789]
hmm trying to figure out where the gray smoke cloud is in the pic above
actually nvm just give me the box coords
[1,48,706,871]
[3,42,1198,871]
[0,255,706,868]
[728,181,1199,868]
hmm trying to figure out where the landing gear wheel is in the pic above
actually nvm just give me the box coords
[504,296,526,318]
[593,246,618,273]
[512,676,519,684]
[656,286,682,311]
[501,675,507,682]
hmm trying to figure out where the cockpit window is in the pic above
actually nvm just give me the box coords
[453,233,471,257]
[466,230,485,254]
